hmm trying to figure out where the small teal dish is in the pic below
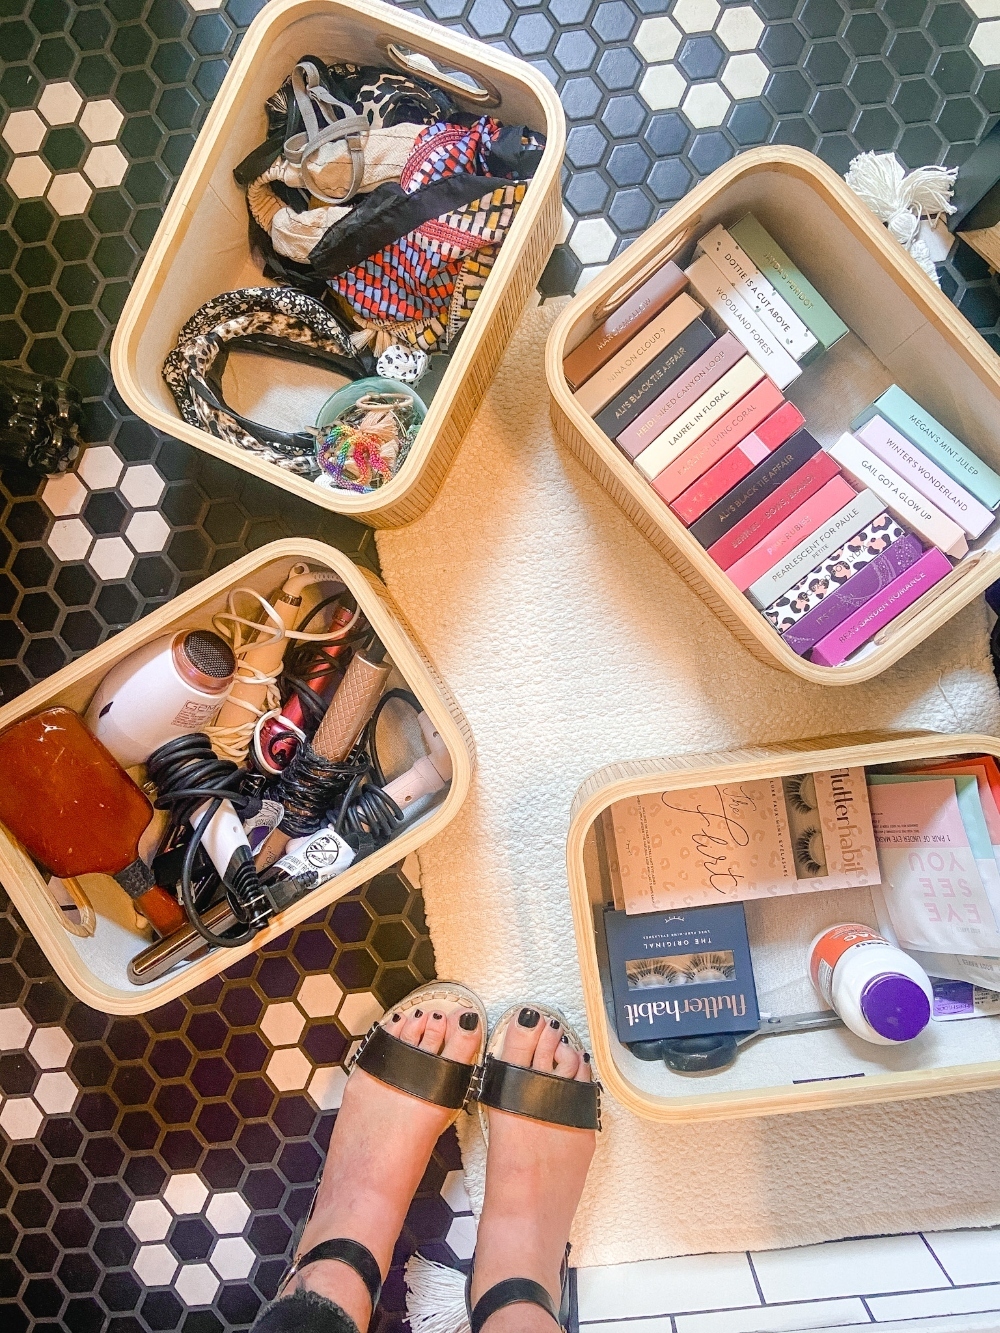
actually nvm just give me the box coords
[316,377,428,429]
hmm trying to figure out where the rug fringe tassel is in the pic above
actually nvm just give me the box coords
[404,1254,470,1333]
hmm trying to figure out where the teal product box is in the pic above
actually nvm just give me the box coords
[852,384,1000,512]
[728,214,849,350]
[603,904,759,1045]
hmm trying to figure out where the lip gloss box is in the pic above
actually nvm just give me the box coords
[728,213,849,349]
[665,381,787,521]
[779,534,924,656]
[634,356,765,480]
[697,224,819,363]
[737,400,806,457]
[810,547,954,667]
[594,317,716,441]
[762,513,909,632]
[747,488,886,610]
[725,475,860,592]
[856,414,994,539]
[852,384,1000,511]
[684,252,802,390]
[574,291,704,416]
[563,262,688,390]
[828,432,969,558]
[695,429,825,559]
[617,332,746,460]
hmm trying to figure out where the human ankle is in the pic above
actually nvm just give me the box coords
[288,1259,372,1330]
[478,1302,557,1333]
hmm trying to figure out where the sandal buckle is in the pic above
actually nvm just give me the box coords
[466,1060,486,1107]
[348,1021,380,1072]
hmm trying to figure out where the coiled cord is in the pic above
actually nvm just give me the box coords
[328,762,402,843]
[146,734,268,949]
[273,741,367,838]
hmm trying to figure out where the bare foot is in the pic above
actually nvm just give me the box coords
[283,1001,482,1329]
[471,1007,596,1333]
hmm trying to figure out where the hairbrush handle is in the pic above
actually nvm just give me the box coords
[311,650,391,761]
[134,885,187,937]
[112,857,186,937]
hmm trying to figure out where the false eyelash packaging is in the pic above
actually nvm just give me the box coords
[603,903,759,1045]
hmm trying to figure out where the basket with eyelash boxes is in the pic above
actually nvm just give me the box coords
[600,769,880,914]
[603,904,760,1044]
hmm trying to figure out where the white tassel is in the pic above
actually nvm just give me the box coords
[844,151,957,288]
[404,1254,470,1333]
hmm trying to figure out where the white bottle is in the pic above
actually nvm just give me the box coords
[85,630,236,768]
[809,923,932,1045]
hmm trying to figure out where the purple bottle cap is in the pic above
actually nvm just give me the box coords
[860,973,931,1042]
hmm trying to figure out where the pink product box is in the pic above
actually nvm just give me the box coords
[737,400,806,456]
[706,440,834,571]
[616,333,746,460]
[725,475,859,592]
[665,378,785,521]
[810,547,953,667]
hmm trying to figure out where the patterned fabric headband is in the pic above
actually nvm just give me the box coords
[162,287,370,478]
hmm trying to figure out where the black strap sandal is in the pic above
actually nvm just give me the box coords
[475,1002,602,1140]
[278,983,487,1311]
[282,1236,383,1308]
[465,1246,571,1333]
[350,981,487,1114]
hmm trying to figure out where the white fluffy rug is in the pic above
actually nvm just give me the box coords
[377,300,1000,1268]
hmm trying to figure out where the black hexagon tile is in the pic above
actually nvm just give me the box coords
[0,862,470,1333]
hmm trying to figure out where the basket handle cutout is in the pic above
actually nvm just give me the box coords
[50,875,97,939]
[379,39,502,108]
[590,218,700,323]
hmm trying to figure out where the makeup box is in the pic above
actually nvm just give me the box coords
[546,146,1000,685]
[0,540,474,1015]
[567,732,1000,1121]
[111,0,565,529]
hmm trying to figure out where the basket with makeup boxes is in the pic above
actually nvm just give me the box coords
[547,146,1000,685]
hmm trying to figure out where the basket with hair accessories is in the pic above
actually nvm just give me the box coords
[128,0,564,528]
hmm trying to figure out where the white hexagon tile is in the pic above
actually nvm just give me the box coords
[2,81,125,218]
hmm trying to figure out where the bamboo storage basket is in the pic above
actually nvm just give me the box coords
[0,539,474,1015]
[110,0,565,529]
[547,146,1000,685]
[568,731,1000,1122]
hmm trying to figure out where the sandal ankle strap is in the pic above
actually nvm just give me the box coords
[282,1237,382,1309]
[469,1277,559,1333]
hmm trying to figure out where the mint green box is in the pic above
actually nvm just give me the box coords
[728,214,849,351]
[852,384,1000,512]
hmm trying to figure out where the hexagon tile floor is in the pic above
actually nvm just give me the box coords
[6,0,1000,1331]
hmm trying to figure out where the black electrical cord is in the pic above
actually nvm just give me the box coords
[329,756,402,843]
[279,594,367,733]
[273,741,367,838]
[363,687,421,787]
[146,734,264,949]
[321,687,423,841]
